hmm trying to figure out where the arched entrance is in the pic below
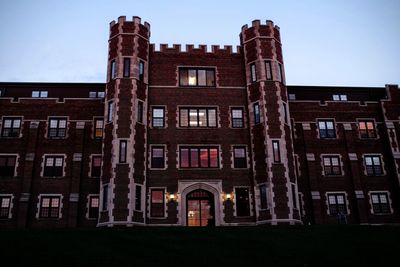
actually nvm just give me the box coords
[186,189,215,227]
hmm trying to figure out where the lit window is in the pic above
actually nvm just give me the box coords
[110,60,116,79]
[179,68,215,87]
[179,108,217,127]
[91,156,102,177]
[231,108,244,128]
[259,185,268,210]
[327,193,347,215]
[364,156,383,176]
[152,107,165,128]
[318,120,336,139]
[88,196,99,219]
[139,60,144,81]
[48,118,67,138]
[43,156,64,177]
[39,196,60,218]
[0,196,11,219]
[233,147,247,168]
[180,147,219,168]
[1,117,22,137]
[0,156,16,177]
[288,94,296,100]
[119,140,127,163]
[272,141,281,163]
[135,185,142,211]
[235,188,250,216]
[32,91,48,98]
[94,119,103,138]
[150,189,164,217]
[107,101,113,123]
[358,120,376,138]
[89,91,105,98]
[371,192,390,214]
[151,147,165,168]
[123,58,130,78]
[265,61,272,80]
[250,64,256,82]
[323,156,341,175]
[254,102,261,124]
[333,94,347,101]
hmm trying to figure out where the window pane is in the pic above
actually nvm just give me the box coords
[12,120,21,128]
[91,197,99,207]
[189,109,198,127]
[32,91,40,97]
[180,149,189,167]
[209,148,218,167]
[371,194,379,203]
[236,188,250,216]
[206,70,215,86]
[153,108,164,118]
[180,69,188,86]
[380,194,388,203]
[1,198,10,208]
[51,198,60,207]
[40,91,48,97]
[232,109,243,119]
[42,198,50,207]
[50,120,58,128]
[180,109,188,127]
[198,109,207,127]
[58,120,66,128]
[46,157,54,166]
[188,70,197,86]
[373,157,380,165]
[151,190,164,203]
[198,70,206,86]
[260,185,268,209]
[265,62,272,80]
[207,109,216,127]
[234,148,245,158]
[55,157,63,167]
[152,148,164,158]
[200,149,209,167]
[365,157,372,166]
[190,149,199,167]
[326,121,334,129]
[328,195,336,204]
[93,157,102,167]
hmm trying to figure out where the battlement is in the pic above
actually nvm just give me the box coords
[150,44,241,54]
[109,16,150,30]
[241,19,280,32]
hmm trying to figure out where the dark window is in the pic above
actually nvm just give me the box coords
[123,58,130,78]
[233,146,247,168]
[94,119,103,139]
[0,156,16,177]
[107,101,113,123]
[272,141,281,163]
[0,196,11,219]
[179,108,217,127]
[119,140,127,163]
[150,189,164,217]
[139,60,144,81]
[254,103,261,124]
[137,101,143,123]
[291,184,297,209]
[151,147,165,168]
[265,61,272,80]
[283,103,288,124]
[102,185,108,211]
[327,193,347,215]
[359,120,376,138]
[371,193,390,214]
[250,64,256,82]
[365,156,383,176]
[152,107,165,128]
[235,188,250,216]
[179,68,215,87]
[91,156,102,177]
[231,108,244,128]
[277,63,283,82]
[323,156,341,175]
[88,196,99,219]
[48,118,67,138]
[318,120,336,139]
[110,60,116,79]
[32,91,48,98]
[43,156,64,177]
[39,196,60,218]
[260,185,268,210]
[1,117,22,137]
[135,185,142,211]
[180,147,219,168]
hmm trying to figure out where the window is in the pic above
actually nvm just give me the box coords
[91,156,102,177]
[107,101,113,123]
[359,120,376,138]
[180,147,219,168]
[179,108,217,127]
[265,61,272,80]
[283,103,288,124]
[123,58,130,78]
[235,188,250,216]
[1,117,22,137]
[152,107,165,128]
[110,60,116,80]
[94,118,103,138]
[233,146,247,168]
[137,101,144,124]
[250,64,256,82]
[327,193,347,215]
[151,146,165,168]
[43,156,64,177]
[231,108,244,128]
[259,185,268,210]
[0,196,11,219]
[318,120,336,139]
[364,155,383,176]
[102,185,108,211]
[288,94,296,100]
[150,189,164,217]
[272,141,281,163]
[88,196,99,219]
[277,63,283,82]
[48,118,67,138]
[0,89,3,97]
[179,68,215,87]
[39,196,60,218]
[139,60,144,81]
[89,91,105,98]
[291,184,297,209]
[323,156,341,175]
[32,91,48,98]
[332,94,347,101]
[0,156,17,177]
[371,192,390,214]
[254,102,261,124]
[119,140,127,163]
[135,185,142,211]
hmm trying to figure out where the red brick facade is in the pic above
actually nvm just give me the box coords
[0,17,399,227]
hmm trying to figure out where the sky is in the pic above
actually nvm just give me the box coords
[0,0,399,86]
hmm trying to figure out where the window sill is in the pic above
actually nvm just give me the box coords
[42,176,65,179]
[232,167,249,170]
[372,212,392,216]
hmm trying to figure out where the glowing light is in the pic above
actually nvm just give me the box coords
[226,193,231,200]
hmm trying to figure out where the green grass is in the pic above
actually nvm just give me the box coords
[1,225,399,267]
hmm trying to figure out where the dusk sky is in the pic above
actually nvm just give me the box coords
[0,0,398,86]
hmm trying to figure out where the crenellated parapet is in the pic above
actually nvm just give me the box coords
[150,44,241,54]
[109,16,150,39]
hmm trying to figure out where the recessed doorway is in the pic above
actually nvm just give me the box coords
[186,189,215,227]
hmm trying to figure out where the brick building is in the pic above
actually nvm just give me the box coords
[0,17,399,228]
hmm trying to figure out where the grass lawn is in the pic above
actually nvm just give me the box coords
[1,225,399,267]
